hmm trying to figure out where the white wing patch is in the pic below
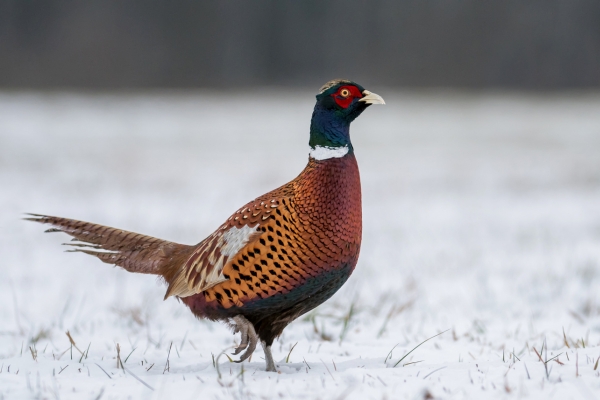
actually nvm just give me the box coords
[202,225,258,285]
[220,225,259,257]
[165,224,260,298]
[309,145,349,160]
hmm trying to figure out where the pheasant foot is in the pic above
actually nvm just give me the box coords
[231,315,257,362]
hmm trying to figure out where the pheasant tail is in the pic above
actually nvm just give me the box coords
[25,214,194,275]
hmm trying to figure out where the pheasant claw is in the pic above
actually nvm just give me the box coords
[231,315,257,360]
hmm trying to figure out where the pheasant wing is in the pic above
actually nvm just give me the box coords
[163,198,281,298]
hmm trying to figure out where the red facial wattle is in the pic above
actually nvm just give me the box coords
[331,85,363,109]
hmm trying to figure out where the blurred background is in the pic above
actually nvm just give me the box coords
[1,2,600,398]
[1,0,600,89]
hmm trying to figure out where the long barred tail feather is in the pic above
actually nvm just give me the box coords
[25,213,194,276]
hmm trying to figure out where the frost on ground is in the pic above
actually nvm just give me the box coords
[1,90,600,399]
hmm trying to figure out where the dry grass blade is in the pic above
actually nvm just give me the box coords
[377,300,414,338]
[393,330,449,368]
[303,357,311,369]
[121,364,154,391]
[423,366,446,379]
[124,347,137,364]
[93,387,105,400]
[384,344,399,363]
[180,331,188,351]
[116,343,122,369]
[562,327,571,348]
[320,359,335,381]
[545,353,563,364]
[163,342,172,374]
[214,349,237,380]
[286,342,298,363]
[94,363,112,379]
[339,302,356,344]
[543,338,550,379]
[511,350,520,362]
[79,342,91,363]
[65,331,83,355]
[533,347,544,363]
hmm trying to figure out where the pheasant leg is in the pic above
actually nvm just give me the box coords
[231,315,257,362]
[261,341,277,372]
[232,315,249,355]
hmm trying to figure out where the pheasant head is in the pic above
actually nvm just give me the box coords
[309,79,385,159]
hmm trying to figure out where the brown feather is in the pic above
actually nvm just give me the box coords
[25,214,194,275]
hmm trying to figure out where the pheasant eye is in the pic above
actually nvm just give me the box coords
[331,85,359,108]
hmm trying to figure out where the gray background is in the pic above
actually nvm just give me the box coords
[1,0,599,89]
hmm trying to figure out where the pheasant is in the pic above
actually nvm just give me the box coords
[27,79,384,372]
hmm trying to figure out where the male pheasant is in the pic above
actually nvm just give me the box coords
[27,79,384,372]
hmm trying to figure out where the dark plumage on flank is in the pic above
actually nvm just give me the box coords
[27,80,384,372]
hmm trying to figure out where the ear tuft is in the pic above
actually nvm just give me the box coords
[319,79,353,94]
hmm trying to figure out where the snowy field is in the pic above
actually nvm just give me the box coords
[1,89,600,399]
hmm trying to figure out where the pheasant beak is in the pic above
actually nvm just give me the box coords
[359,90,385,105]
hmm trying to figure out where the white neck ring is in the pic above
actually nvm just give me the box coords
[308,145,349,160]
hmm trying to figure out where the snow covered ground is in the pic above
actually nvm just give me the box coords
[1,89,600,399]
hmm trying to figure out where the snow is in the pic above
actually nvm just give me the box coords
[1,90,600,399]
